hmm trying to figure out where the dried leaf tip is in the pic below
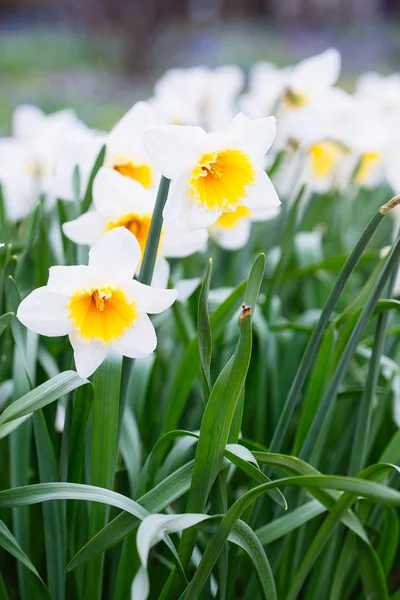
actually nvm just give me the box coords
[379,195,400,215]
[240,304,251,319]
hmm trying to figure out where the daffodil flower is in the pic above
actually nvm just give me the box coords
[0,137,40,222]
[62,168,208,287]
[143,113,280,230]
[102,101,159,190]
[279,49,341,113]
[209,205,280,250]
[17,227,177,378]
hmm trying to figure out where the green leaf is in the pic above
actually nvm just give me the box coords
[357,540,389,600]
[162,279,247,433]
[132,514,209,600]
[85,353,122,600]
[0,370,89,426]
[228,520,277,600]
[0,519,42,582]
[256,500,325,546]
[177,255,265,579]
[198,258,213,396]
[377,508,399,577]
[0,312,14,339]
[33,410,66,600]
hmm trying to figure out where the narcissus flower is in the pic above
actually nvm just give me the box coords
[279,49,341,113]
[143,113,280,230]
[209,205,280,250]
[102,101,158,190]
[17,227,177,378]
[62,168,208,287]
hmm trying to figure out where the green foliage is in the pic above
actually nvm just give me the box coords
[2,180,400,600]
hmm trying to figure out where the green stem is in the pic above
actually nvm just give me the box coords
[299,230,400,463]
[119,176,170,432]
[268,209,385,454]
[139,175,170,286]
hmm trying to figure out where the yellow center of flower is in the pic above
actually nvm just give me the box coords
[68,287,137,343]
[355,152,382,183]
[282,88,308,108]
[213,205,252,230]
[309,141,343,178]
[112,161,153,189]
[189,149,255,212]
[106,213,164,257]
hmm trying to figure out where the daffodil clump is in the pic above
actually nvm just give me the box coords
[2,49,400,600]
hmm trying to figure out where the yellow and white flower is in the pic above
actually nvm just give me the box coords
[16,227,177,378]
[102,101,158,190]
[209,205,280,250]
[62,168,208,287]
[279,49,341,114]
[143,113,280,230]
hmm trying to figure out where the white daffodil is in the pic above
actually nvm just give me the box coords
[150,66,244,130]
[143,113,280,231]
[209,205,280,250]
[0,104,93,220]
[62,168,208,287]
[0,137,39,222]
[240,62,288,120]
[278,48,341,114]
[102,101,159,190]
[17,227,177,378]
[355,72,400,118]
[47,134,105,203]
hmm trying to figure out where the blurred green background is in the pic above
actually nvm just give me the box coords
[1,0,400,132]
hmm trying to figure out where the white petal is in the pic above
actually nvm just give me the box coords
[108,101,157,157]
[237,116,277,160]
[174,278,201,302]
[186,203,222,230]
[251,206,281,222]
[12,104,44,139]
[125,280,177,314]
[210,220,251,250]
[163,224,208,257]
[142,125,206,179]
[47,265,92,295]
[0,171,38,223]
[150,257,170,289]
[88,227,141,281]
[62,212,108,246]
[93,167,152,218]
[291,48,341,92]
[17,287,70,337]
[163,171,190,222]
[244,169,281,210]
[69,331,108,378]
[112,314,156,358]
